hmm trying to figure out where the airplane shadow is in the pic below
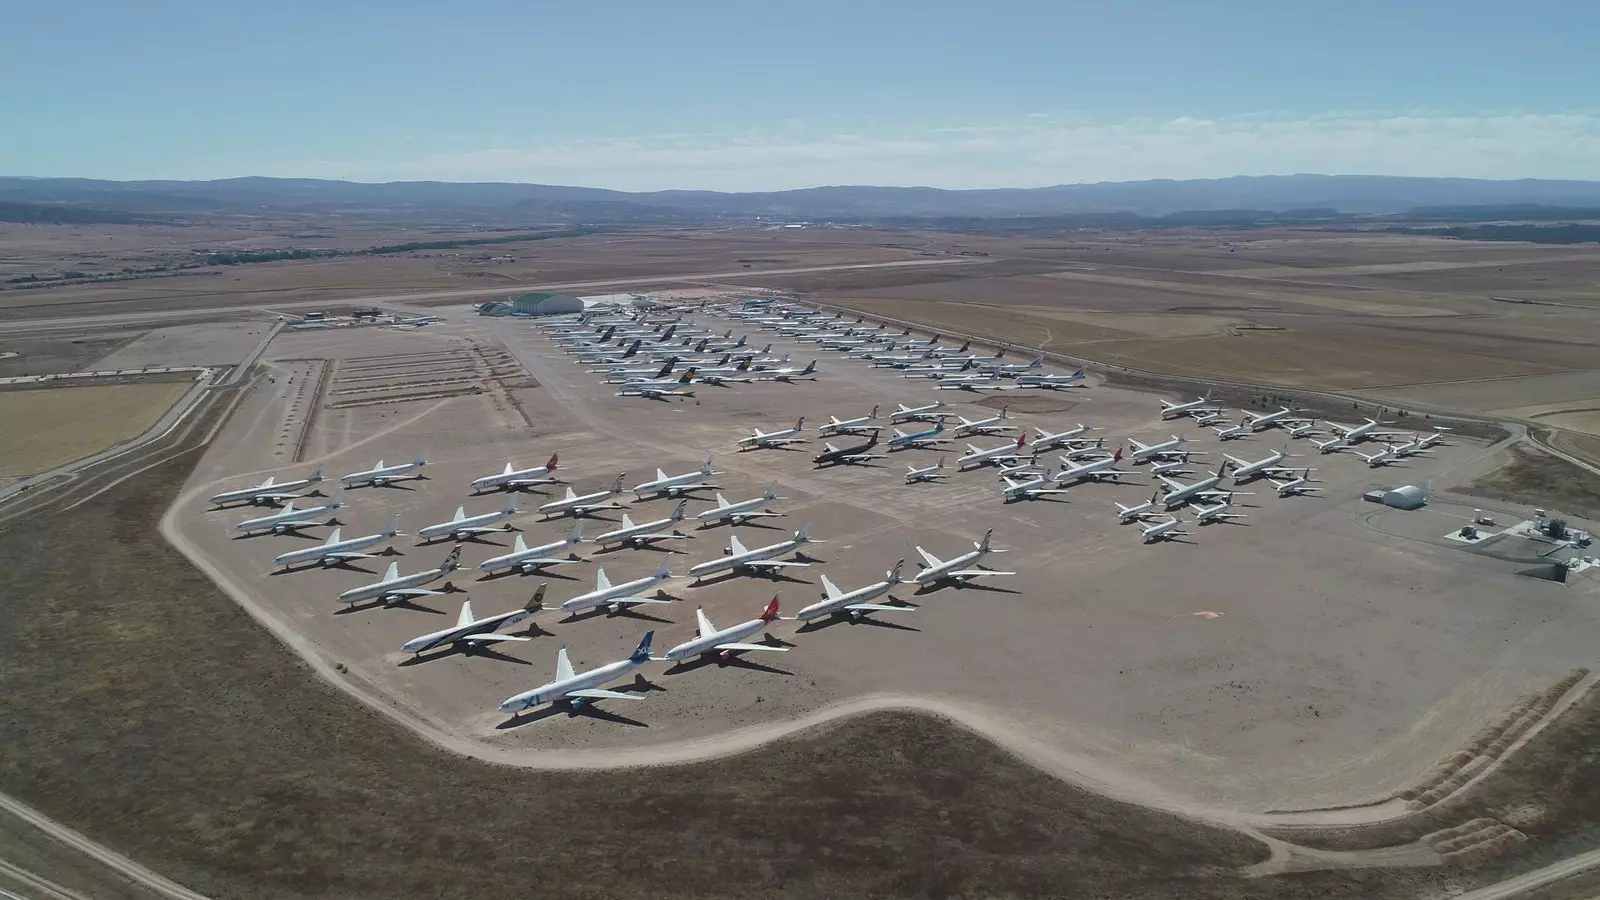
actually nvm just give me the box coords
[690,569,812,588]
[476,567,582,583]
[333,597,447,616]
[354,480,423,492]
[232,528,326,542]
[271,559,381,577]
[399,642,536,667]
[795,612,920,634]
[497,700,650,730]
[559,606,676,626]
[912,578,1021,597]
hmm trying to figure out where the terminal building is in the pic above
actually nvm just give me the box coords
[476,292,584,317]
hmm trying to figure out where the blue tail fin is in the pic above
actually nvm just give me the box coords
[630,631,655,663]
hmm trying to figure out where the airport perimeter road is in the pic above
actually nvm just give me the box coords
[1451,848,1600,900]
[0,257,979,334]
[0,793,211,900]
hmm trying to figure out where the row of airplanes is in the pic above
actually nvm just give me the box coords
[208,441,1015,720]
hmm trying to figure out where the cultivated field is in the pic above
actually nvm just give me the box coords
[0,381,190,476]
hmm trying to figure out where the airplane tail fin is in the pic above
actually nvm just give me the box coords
[801,360,816,375]
[384,514,402,536]
[609,473,627,493]
[567,521,584,543]
[653,557,673,579]
[795,416,804,431]
[978,529,994,552]
[763,484,778,500]
[526,583,547,612]
[503,495,519,514]
[513,533,529,553]
[701,455,716,473]
[308,465,324,481]
[760,596,780,623]
[442,546,462,571]
[328,487,346,507]
[889,559,905,584]
[629,631,656,664]
[796,520,813,542]
[414,452,428,467]
[670,499,687,520]
[546,452,559,470]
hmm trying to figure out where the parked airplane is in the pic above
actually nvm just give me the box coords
[1157,463,1233,509]
[686,523,820,582]
[753,361,819,382]
[470,453,560,493]
[1115,491,1165,523]
[1148,453,1198,476]
[905,457,949,484]
[656,598,789,663]
[1285,420,1321,439]
[1357,445,1404,468]
[1001,472,1072,502]
[616,369,697,399]
[1141,514,1190,543]
[911,529,1013,586]
[400,586,546,656]
[417,496,520,542]
[337,548,462,606]
[1268,469,1322,497]
[1392,435,1436,458]
[791,562,908,622]
[1127,434,1198,463]
[1245,406,1308,431]
[737,417,807,450]
[1213,419,1253,441]
[1328,417,1407,445]
[934,373,1008,392]
[497,631,656,715]
[537,475,629,519]
[818,405,881,436]
[478,523,587,574]
[1312,435,1348,454]
[695,487,785,527]
[1160,389,1218,420]
[272,515,401,569]
[1415,428,1450,449]
[210,465,324,507]
[233,488,345,535]
[1225,445,1297,483]
[983,356,1045,377]
[1055,447,1136,484]
[341,454,428,487]
[632,457,719,499]
[1015,367,1087,389]
[812,432,885,467]
[956,434,1029,470]
[887,417,950,451]
[1031,423,1095,453]
[558,559,675,614]
[591,501,692,549]
[891,400,948,423]
[1189,496,1248,525]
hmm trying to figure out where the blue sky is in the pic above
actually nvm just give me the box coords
[3,0,1597,190]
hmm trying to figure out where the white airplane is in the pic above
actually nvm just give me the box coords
[752,361,818,382]
[537,475,630,519]
[911,529,1013,586]
[390,314,443,327]
[737,417,807,450]
[1054,447,1137,484]
[470,453,560,493]
[1001,472,1072,502]
[1328,417,1407,445]
[957,434,1029,471]
[935,374,1009,393]
[272,515,402,569]
[812,433,886,467]
[1213,419,1253,441]
[886,417,950,451]
[1245,406,1308,431]
[1189,496,1248,525]
[1267,469,1322,497]
[1311,435,1349,454]
[1115,491,1165,523]
[983,356,1045,377]
[591,501,692,550]
[1392,435,1436,458]
[655,598,790,663]
[616,369,698,399]
[632,457,719,499]
[695,487,785,527]
[1141,514,1190,543]
[1225,444,1297,483]
[790,562,909,623]
[686,522,820,582]
[400,586,546,656]
[1127,434,1197,463]
[818,405,882,436]
[1415,428,1450,449]
[497,631,656,715]
[1357,445,1404,468]
[1157,462,1233,509]
[558,559,675,615]
[341,453,427,487]
[416,496,520,542]
[1015,367,1088,389]
[905,457,949,484]
[209,465,324,507]
[1148,453,1198,476]
[232,488,345,535]
[478,523,587,574]
[891,400,948,424]
[1031,423,1096,453]
[1161,389,1218,420]
[337,548,462,606]
[1285,420,1321,439]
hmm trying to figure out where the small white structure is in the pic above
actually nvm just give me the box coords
[1382,485,1427,510]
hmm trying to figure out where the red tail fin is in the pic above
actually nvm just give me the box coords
[761,596,780,623]
[1016,433,1026,447]
[1113,446,1123,461]
[547,453,559,469]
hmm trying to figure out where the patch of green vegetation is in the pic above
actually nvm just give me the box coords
[203,229,604,266]
[1387,224,1600,244]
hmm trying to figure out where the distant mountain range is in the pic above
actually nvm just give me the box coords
[4,174,1600,225]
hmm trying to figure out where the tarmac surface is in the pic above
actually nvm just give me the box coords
[165,311,1600,812]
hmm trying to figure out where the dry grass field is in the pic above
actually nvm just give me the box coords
[0,382,189,476]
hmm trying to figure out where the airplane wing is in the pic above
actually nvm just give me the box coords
[565,689,645,701]
[741,559,812,570]
[252,490,306,502]
[507,477,558,487]
[915,547,944,569]
[944,569,1016,578]
[322,551,377,561]
[730,511,783,522]
[612,595,674,605]
[1024,488,1072,496]
[845,603,911,613]
[519,556,585,567]
[637,533,692,542]
[385,588,447,599]
[713,642,790,653]
[460,633,534,644]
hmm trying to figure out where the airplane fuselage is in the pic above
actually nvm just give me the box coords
[498,657,646,713]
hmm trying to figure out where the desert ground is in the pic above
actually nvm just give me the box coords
[0,381,193,476]
[161,310,1599,814]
